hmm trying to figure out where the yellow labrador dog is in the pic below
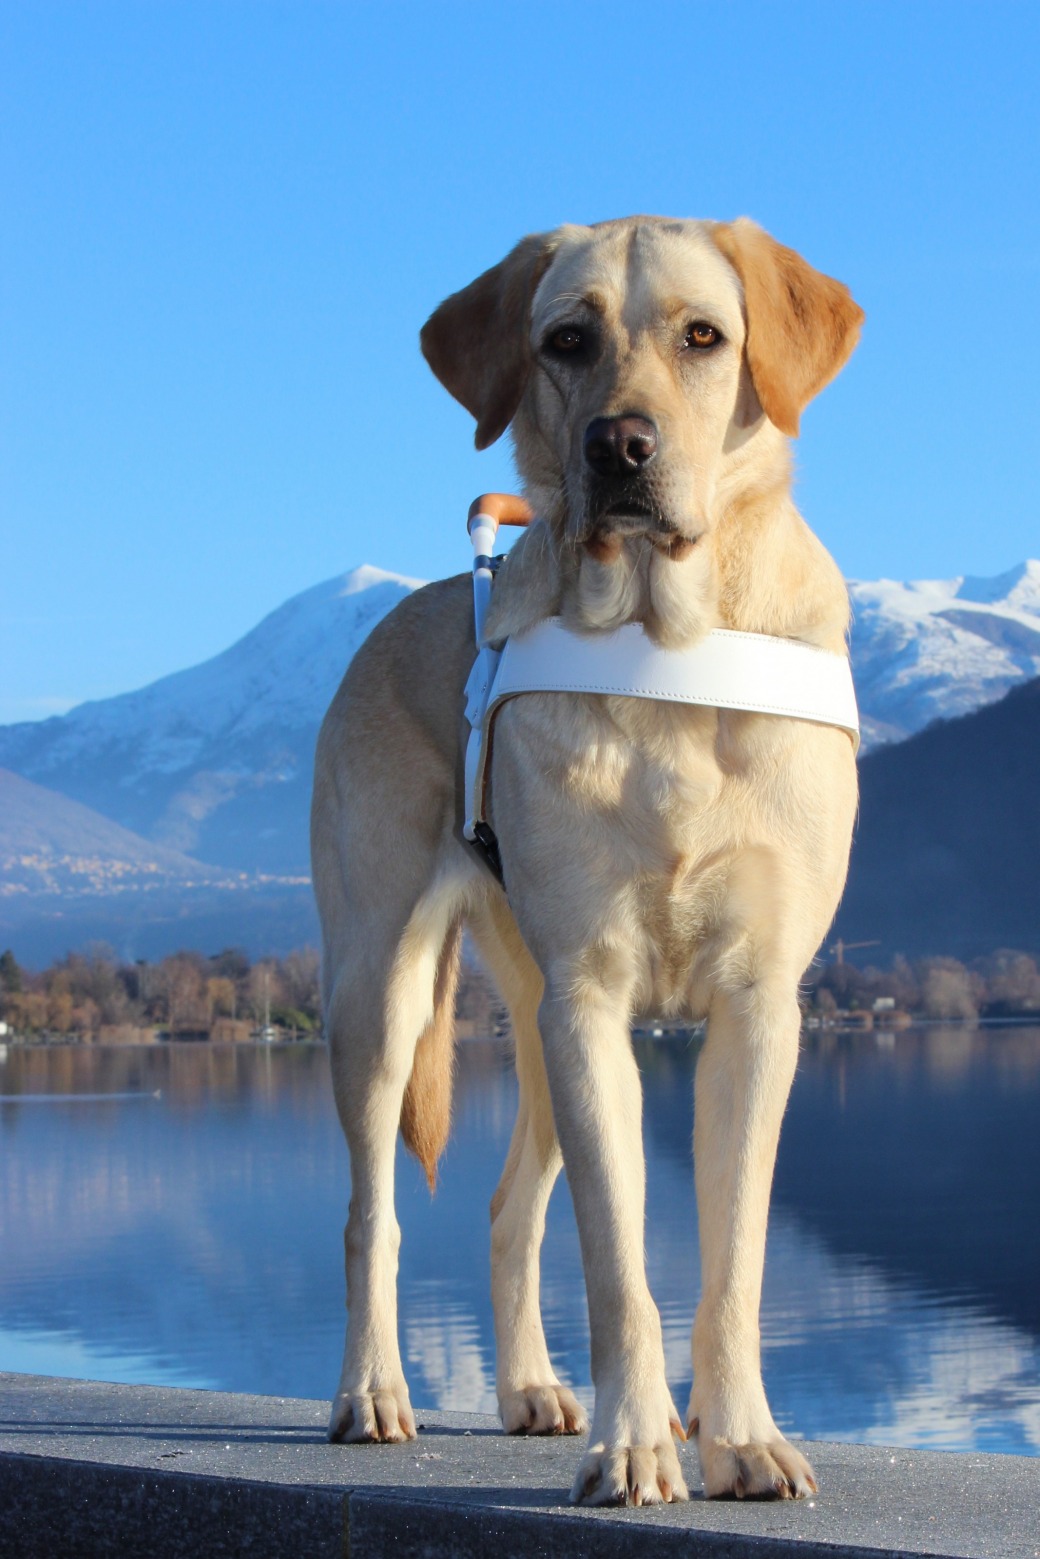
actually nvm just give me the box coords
[311,217,862,1507]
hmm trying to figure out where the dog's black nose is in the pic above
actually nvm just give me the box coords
[583,415,658,476]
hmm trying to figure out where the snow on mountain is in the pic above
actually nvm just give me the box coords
[849,559,1040,747]
[0,565,424,873]
[0,557,1036,882]
[4,564,423,778]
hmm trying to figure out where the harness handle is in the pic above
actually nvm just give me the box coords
[468,493,533,647]
[467,492,534,532]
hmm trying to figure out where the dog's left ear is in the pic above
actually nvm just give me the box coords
[711,219,864,437]
[420,233,556,450]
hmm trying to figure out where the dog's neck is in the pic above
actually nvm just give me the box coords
[484,479,850,656]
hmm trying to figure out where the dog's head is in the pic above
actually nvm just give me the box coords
[422,218,862,636]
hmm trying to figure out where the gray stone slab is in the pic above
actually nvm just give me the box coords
[1,1372,1038,1558]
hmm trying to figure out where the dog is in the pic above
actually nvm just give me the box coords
[311,216,863,1506]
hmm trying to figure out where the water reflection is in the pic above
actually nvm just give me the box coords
[1,1029,1038,1454]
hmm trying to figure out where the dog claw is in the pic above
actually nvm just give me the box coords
[571,1442,690,1507]
[698,1434,818,1501]
[328,1388,416,1445]
[501,1384,588,1437]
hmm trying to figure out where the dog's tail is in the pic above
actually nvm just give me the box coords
[399,918,462,1190]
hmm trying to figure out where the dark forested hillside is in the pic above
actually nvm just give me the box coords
[835,676,1040,957]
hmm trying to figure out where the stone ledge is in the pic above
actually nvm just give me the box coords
[1,1373,1038,1559]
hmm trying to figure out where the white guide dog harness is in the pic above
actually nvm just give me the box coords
[462,496,860,884]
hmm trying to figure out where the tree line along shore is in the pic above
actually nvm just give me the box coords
[0,944,1037,1045]
[0,945,504,1044]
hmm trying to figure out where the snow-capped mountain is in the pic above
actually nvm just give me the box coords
[849,560,1040,747]
[0,559,1036,884]
[0,565,423,874]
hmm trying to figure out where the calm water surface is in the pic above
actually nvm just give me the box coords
[1,1028,1039,1454]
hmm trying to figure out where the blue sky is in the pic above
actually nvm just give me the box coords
[2,1,1038,724]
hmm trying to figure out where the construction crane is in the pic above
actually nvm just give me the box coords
[829,938,880,966]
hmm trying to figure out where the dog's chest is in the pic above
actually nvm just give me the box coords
[493,688,854,1010]
[495,688,814,870]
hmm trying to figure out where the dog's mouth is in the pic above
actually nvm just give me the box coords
[581,499,698,562]
[600,497,655,524]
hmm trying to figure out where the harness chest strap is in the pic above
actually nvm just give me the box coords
[463,617,860,848]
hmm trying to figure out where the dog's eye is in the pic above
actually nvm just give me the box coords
[547,326,584,355]
[684,321,721,350]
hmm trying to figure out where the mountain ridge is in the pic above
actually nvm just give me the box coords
[0,768,228,887]
[0,564,422,871]
[0,555,1036,963]
[847,557,1040,746]
[0,768,317,965]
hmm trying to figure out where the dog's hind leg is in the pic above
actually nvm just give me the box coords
[325,881,463,1444]
[470,897,588,1437]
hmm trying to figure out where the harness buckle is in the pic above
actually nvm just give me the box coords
[467,821,505,887]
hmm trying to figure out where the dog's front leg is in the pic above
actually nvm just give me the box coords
[688,980,816,1499]
[539,969,689,1506]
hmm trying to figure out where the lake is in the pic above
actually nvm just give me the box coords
[1,1027,1038,1455]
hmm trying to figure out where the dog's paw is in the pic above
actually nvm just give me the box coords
[500,1384,588,1436]
[328,1387,416,1444]
[695,1429,816,1500]
[571,1438,689,1507]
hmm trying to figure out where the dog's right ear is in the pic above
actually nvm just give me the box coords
[420,234,556,450]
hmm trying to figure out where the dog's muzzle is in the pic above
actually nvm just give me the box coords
[579,414,696,559]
